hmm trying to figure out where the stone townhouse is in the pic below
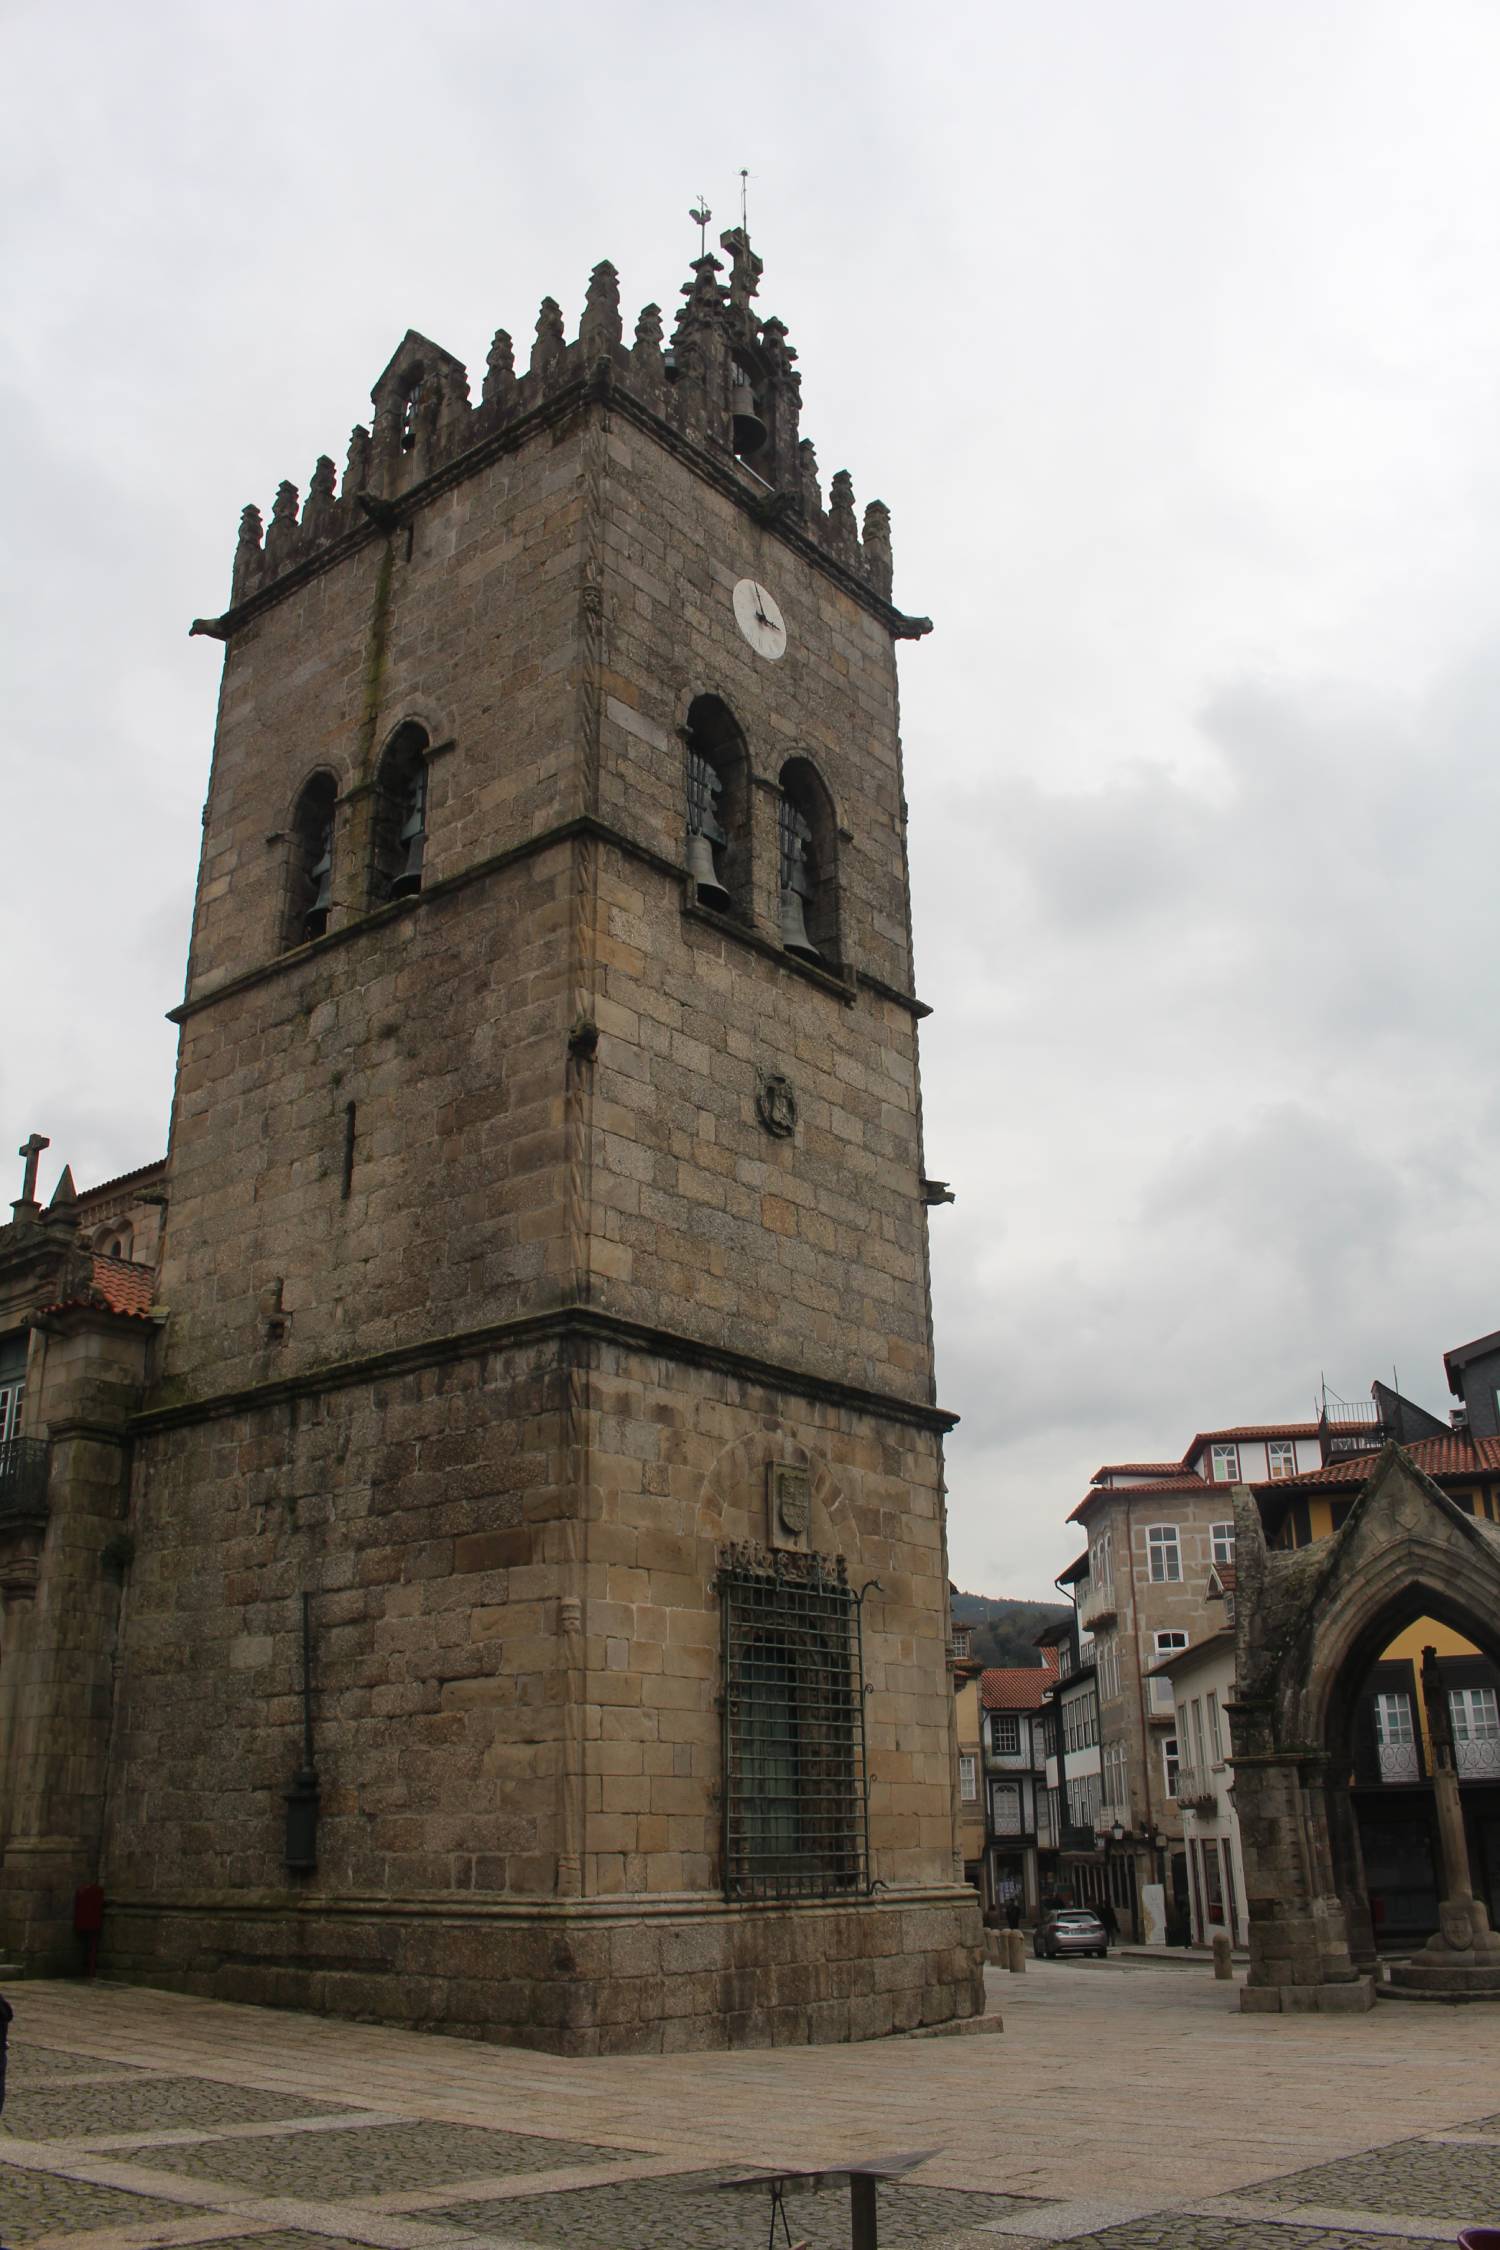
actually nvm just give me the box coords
[0,230,983,2051]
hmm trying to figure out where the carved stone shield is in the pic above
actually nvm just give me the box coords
[768,1462,811,1550]
[756,1071,797,1139]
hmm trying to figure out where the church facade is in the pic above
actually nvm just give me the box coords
[0,233,983,2051]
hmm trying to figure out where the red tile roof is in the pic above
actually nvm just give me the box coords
[1185,1424,1322,1453]
[39,1256,156,1321]
[980,1666,1055,1711]
[1089,1462,1181,1482]
[1253,1433,1500,1488]
[1069,1475,1210,1522]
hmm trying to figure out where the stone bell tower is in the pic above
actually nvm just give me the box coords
[94,229,981,2050]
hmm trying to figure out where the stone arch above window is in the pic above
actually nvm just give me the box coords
[94,1224,133,1261]
[370,723,429,904]
[683,695,750,920]
[283,770,338,950]
[777,756,840,966]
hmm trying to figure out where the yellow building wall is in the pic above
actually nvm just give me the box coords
[953,1676,986,1871]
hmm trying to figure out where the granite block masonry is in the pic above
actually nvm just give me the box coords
[0,227,983,2050]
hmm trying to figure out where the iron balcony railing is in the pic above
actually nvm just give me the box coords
[1078,1578,1118,1629]
[0,1436,50,1522]
[1173,1765,1217,1811]
[1456,1735,1500,1779]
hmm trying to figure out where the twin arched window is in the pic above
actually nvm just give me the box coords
[280,725,430,954]
[684,698,839,969]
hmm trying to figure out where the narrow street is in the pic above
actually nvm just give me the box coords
[2,1963,1495,2248]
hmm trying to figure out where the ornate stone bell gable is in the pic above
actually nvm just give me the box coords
[1230,1447,1500,2015]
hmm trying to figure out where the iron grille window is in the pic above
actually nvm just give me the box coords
[719,1547,871,1902]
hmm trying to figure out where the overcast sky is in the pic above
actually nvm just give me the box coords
[5,1,1499,1597]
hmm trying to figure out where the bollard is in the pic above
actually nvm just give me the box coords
[1212,1933,1233,1980]
[1008,1928,1026,1973]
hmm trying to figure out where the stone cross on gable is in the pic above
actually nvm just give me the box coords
[15,1132,49,1212]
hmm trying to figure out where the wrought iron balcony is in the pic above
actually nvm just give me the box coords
[1173,1766,1217,1812]
[0,1436,50,1524]
[1456,1735,1500,1779]
[1078,1578,1117,1630]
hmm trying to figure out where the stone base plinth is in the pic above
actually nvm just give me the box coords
[1383,1957,1500,2003]
[99,1886,985,2055]
[1239,1976,1376,2014]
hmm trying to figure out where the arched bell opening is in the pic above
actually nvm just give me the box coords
[729,350,771,469]
[777,757,840,967]
[370,724,429,905]
[683,696,750,920]
[1317,1580,1500,1961]
[283,770,339,950]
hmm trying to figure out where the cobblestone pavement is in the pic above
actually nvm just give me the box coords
[0,1967,1495,2250]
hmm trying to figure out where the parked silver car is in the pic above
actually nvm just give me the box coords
[1033,1908,1108,1958]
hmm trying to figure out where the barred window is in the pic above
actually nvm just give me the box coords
[719,1548,870,1902]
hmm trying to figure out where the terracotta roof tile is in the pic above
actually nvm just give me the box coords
[980,1666,1054,1711]
[1068,1475,1210,1522]
[1253,1433,1500,1488]
[39,1255,156,1321]
[1089,1462,1181,1482]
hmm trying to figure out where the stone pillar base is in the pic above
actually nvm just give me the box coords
[102,1885,985,2055]
[1240,1976,1376,2014]
[0,1838,94,1974]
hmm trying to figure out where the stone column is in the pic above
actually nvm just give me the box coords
[1388,1648,1500,1996]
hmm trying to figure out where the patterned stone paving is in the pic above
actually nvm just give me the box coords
[1250,2134,1500,2221]
[132,2117,640,2197]
[3,2039,143,2085]
[0,2164,202,2245]
[4,2071,357,2140]
[1057,2229,1456,2250]
[427,2169,1045,2249]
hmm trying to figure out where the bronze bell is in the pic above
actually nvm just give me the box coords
[778,796,821,962]
[731,374,768,457]
[388,768,427,899]
[303,819,333,942]
[687,829,731,911]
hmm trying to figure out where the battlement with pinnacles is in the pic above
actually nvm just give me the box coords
[205,230,915,632]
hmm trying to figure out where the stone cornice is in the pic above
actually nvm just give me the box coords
[191,366,932,649]
[130,1302,956,1438]
[169,813,931,1024]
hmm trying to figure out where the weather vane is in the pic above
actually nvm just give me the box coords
[689,196,711,257]
[740,168,750,230]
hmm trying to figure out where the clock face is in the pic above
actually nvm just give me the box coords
[732,577,787,660]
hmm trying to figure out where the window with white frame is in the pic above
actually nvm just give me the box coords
[1163,1734,1180,1795]
[990,1780,1022,1835]
[1147,1524,1181,1582]
[1101,1740,1130,1816]
[1153,1630,1188,1660]
[1267,1439,1296,1480]
[959,1752,978,1801]
[1210,1443,1240,1483]
[1451,1687,1500,1741]
[1374,1690,1420,1783]
[1206,1689,1224,1763]
[1066,1772,1100,1829]
[0,1337,25,1444]
[990,1713,1020,1756]
[1097,1635,1120,1702]
[1090,1530,1113,1590]
[951,1625,970,1659]
[1188,1697,1207,1772]
[1211,1522,1235,1565]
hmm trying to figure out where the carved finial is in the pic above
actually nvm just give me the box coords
[719,227,762,316]
[630,303,664,396]
[828,468,858,558]
[798,439,823,517]
[48,1164,77,1210]
[341,426,371,503]
[862,498,893,596]
[580,260,622,354]
[302,455,338,538]
[263,478,301,570]
[483,328,515,410]
[231,503,264,600]
[531,296,566,377]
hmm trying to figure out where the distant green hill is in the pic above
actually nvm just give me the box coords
[952,1591,1071,1669]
